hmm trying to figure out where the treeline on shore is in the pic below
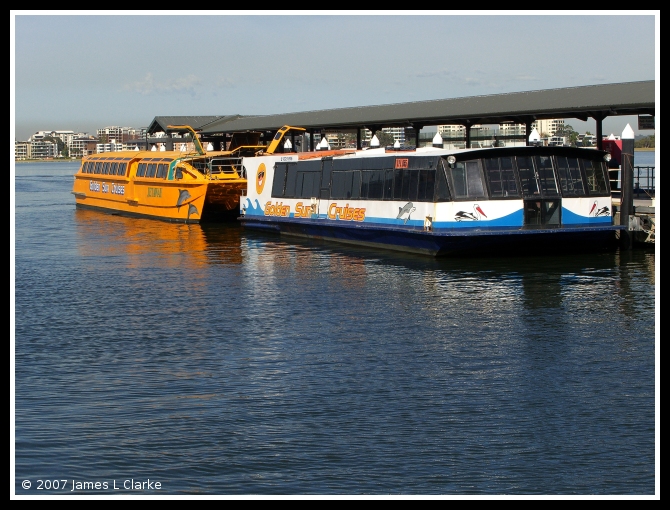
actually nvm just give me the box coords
[634,135,655,148]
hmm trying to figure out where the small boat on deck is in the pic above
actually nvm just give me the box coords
[72,125,268,223]
[238,128,625,257]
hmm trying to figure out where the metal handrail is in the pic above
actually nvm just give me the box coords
[609,165,655,197]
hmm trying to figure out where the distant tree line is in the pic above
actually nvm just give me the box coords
[634,135,655,148]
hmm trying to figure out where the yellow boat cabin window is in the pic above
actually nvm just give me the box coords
[82,158,130,177]
[136,158,171,179]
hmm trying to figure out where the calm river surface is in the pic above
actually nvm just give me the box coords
[13,158,657,496]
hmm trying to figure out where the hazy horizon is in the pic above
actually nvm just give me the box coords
[12,12,658,142]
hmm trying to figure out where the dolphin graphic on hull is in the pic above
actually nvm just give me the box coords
[397,202,416,224]
[177,189,191,210]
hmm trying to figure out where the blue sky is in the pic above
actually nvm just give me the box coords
[11,12,659,141]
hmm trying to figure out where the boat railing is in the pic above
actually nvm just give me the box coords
[609,165,655,198]
[209,156,245,178]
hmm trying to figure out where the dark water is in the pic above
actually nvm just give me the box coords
[13,160,657,496]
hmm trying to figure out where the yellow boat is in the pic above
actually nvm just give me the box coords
[71,125,278,223]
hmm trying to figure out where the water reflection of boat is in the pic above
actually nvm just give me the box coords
[75,208,210,268]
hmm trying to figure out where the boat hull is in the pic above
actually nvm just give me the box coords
[239,216,623,257]
[72,171,246,223]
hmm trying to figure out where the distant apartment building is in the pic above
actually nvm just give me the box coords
[16,126,149,159]
[437,124,494,148]
[548,135,568,146]
[28,130,75,144]
[577,134,597,147]
[15,141,31,160]
[498,122,526,137]
[534,118,565,137]
[96,140,126,153]
[69,136,98,158]
[27,140,58,159]
[382,127,407,145]
[97,126,146,144]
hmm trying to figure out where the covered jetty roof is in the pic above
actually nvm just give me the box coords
[198,80,655,134]
[146,115,242,135]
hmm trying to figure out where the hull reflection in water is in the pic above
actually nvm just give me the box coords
[74,209,243,268]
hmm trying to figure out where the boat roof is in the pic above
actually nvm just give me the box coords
[84,150,251,160]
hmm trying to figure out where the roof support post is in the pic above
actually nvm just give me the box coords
[465,122,471,149]
[411,123,423,148]
[592,112,607,151]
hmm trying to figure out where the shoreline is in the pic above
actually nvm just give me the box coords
[15,159,82,163]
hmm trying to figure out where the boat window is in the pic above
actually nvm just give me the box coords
[370,170,385,199]
[331,171,361,200]
[360,170,372,198]
[383,169,394,200]
[360,170,385,199]
[330,171,346,199]
[516,156,538,197]
[145,163,157,178]
[393,169,409,201]
[581,159,609,195]
[320,160,332,191]
[296,171,320,198]
[136,163,147,177]
[555,156,586,196]
[351,171,361,199]
[417,169,436,202]
[484,157,520,198]
[156,163,168,179]
[110,162,118,175]
[535,156,560,197]
[272,164,288,197]
[434,161,451,202]
[117,162,128,177]
[408,169,420,201]
[101,162,110,175]
[449,161,486,200]
[284,164,298,197]
[391,168,421,201]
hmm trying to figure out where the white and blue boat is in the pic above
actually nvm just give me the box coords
[239,129,623,257]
